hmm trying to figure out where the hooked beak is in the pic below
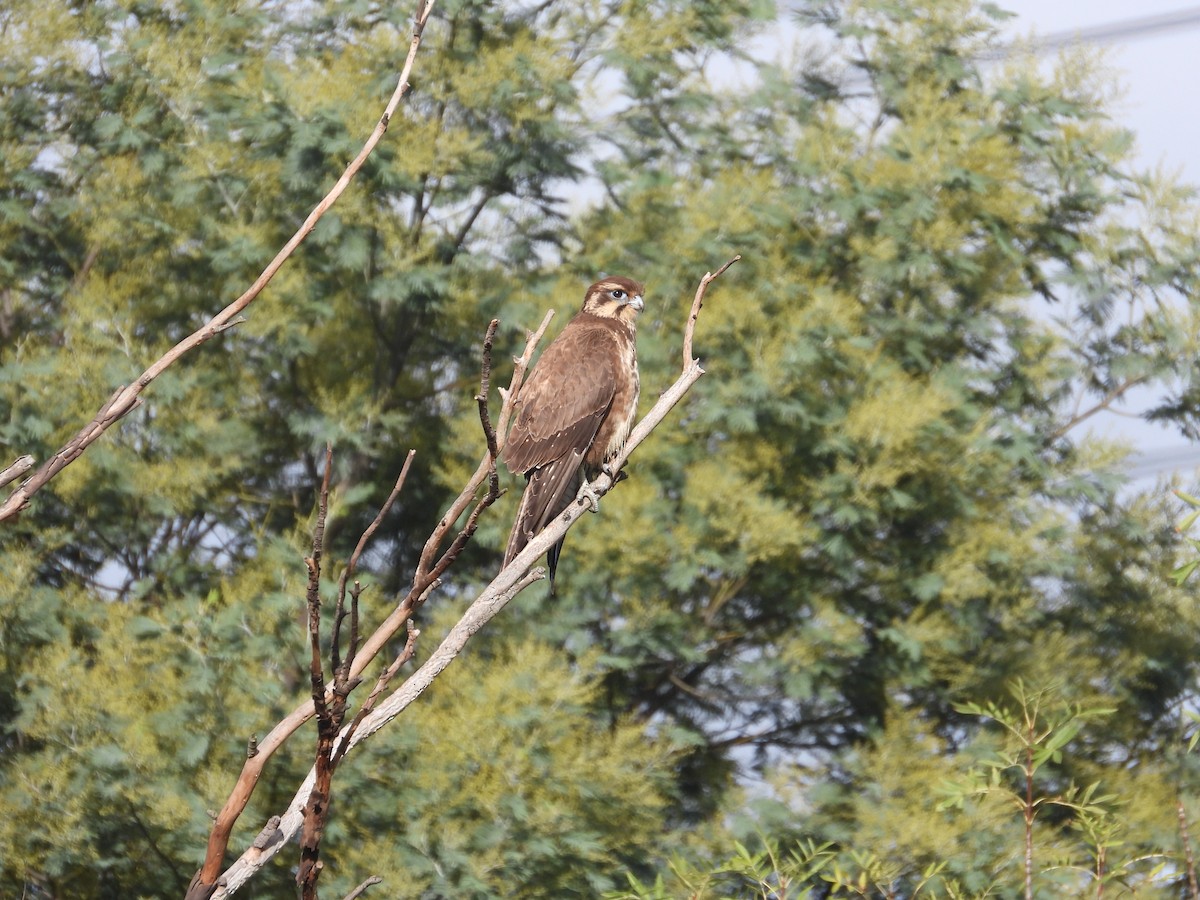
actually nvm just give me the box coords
[629,294,644,312]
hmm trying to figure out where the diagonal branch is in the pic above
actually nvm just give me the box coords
[208,256,740,897]
[1049,373,1151,441]
[1,0,439,526]
[188,313,547,899]
[181,8,441,894]
[332,451,415,678]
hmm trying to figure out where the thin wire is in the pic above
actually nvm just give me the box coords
[1015,6,1200,55]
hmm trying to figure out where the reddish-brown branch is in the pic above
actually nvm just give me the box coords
[476,318,501,496]
[306,447,334,716]
[1,1,438,526]
[298,448,335,900]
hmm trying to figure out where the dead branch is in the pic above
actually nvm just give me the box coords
[186,458,417,900]
[333,617,421,769]
[0,0,439,526]
[298,448,415,900]
[333,452,415,681]
[189,313,537,898]
[343,877,382,900]
[683,254,740,369]
[0,455,34,491]
[476,318,501,497]
[208,257,739,897]
[175,5,439,890]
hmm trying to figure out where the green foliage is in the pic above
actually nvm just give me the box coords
[1172,489,1200,585]
[608,837,839,900]
[329,636,672,898]
[939,683,1177,896]
[4,0,1200,895]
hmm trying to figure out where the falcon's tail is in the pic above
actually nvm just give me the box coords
[502,455,582,592]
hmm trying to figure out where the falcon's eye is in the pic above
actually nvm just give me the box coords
[609,289,627,300]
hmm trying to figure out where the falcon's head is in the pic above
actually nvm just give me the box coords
[582,276,645,323]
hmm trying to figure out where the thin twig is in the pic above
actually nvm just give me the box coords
[344,582,365,699]
[0,0,439,526]
[476,319,501,496]
[332,451,415,676]
[1049,374,1150,441]
[333,617,422,769]
[683,255,740,369]
[342,876,382,900]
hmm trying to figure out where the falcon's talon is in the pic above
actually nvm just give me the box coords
[601,462,629,485]
[576,481,601,514]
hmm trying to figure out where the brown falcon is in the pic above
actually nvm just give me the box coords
[501,276,644,590]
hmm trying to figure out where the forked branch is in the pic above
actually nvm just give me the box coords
[189,312,546,899]
[208,257,739,897]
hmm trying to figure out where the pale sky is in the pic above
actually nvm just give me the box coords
[1000,1,1200,184]
[999,2,1200,482]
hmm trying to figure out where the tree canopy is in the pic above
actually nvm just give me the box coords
[3,0,1200,897]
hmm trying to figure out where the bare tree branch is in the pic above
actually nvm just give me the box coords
[476,319,501,497]
[333,452,416,678]
[343,876,382,900]
[1,0,440,526]
[0,455,34,491]
[208,257,740,897]
[178,10,443,891]
[189,314,539,898]
[333,618,421,769]
[684,254,740,369]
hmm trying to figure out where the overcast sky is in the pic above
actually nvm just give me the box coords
[1000,1,1200,184]
[998,2,1200,482]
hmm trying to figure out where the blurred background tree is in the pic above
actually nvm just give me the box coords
[3,0,1200,897]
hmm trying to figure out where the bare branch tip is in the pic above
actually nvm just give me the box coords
[213,315,248,336]
[343,875,384,900]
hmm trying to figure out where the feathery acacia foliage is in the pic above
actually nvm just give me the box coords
[3,0,1200,896]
